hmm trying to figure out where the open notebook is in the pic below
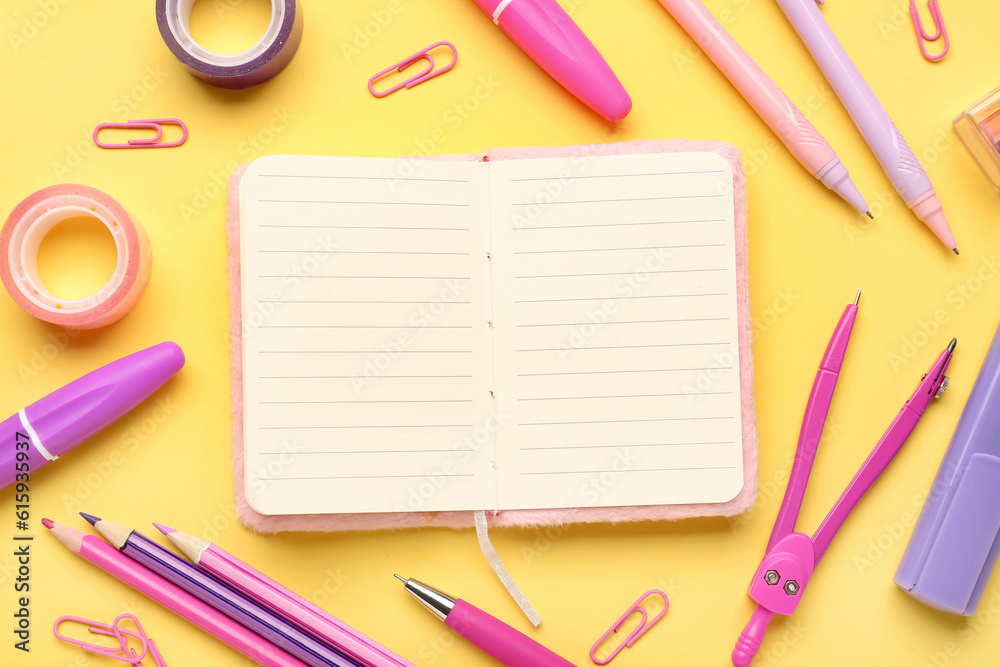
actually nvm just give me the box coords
[236,143,755,520]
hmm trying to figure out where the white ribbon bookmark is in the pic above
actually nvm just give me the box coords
[474,510,542,627]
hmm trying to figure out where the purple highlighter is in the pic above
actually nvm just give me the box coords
[1,342,185,491]
[896,322,1000,616]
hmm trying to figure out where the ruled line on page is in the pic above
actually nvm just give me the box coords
[518,219,724,231]
[516,318,729,328]
[513,243,725,255]
[508,170,725,182]
[258,199,470,207]
[520,416,734,427]
[515,342,729,353]
[513,268,726,279]
[258,174,470,183]
[514,293,728,304]
[259,473,476,481]
[520,441,734,451]
[517,392,732,402]
[509,195,723,206]
[517,367,733,377]
[519,466,737,476]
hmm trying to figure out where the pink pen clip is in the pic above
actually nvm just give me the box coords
[368,41,457,98]
[910,0,949,62]
[589,590,668,665]
[94,119,188,149]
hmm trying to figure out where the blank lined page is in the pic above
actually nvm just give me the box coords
[240,155,494,515]
[488,152,745,511]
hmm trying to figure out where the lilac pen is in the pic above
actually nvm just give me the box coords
[470,0,632,121]
[396,576,575,667]
[1,342,184,490]
[774,0,957,253]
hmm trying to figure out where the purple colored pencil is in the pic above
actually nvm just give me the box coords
[82,514,363,667]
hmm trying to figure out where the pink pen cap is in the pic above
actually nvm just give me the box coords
[471,0,632,121]
[0,342,185,490]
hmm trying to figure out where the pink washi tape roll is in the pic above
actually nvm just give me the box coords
[155,0,303,90]
[0,185,152,329]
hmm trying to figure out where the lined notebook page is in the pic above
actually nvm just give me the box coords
[240,155,495,515]
[488,152,745,511]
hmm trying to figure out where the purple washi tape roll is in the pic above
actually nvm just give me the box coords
[155,0,303,90]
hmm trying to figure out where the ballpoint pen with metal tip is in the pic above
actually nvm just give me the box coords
[395,575,575,667]
[731,294,956,666]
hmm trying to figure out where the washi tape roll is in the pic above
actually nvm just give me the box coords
[0,185,152,330]
[155,0,303,90]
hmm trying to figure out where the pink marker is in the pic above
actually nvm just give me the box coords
[1,342,185,491]
[470,0,632,121]
[396,576,575,667]
[43,519,310,667]
[156,523,416,667]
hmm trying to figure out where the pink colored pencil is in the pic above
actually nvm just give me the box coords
[44,519,310,667]
[155,524,416,667]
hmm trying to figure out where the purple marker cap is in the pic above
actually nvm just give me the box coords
[895,323,1000,616]
[1,342,185,490]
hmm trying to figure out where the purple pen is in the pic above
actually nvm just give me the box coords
[1,342,185,491]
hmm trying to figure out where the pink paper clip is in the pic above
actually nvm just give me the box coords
[94,119,188,149]
[910,0,949,62]
[54,613,167,666]
[368,41,457,98]
[589,589,668,665]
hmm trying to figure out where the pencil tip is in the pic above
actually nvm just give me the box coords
[855,288,862,306]
[949,338,957,352]
[394,574,406,583]
[42,518,54,529]
[866,211,873,219]
[953,248,960,255]
[152,522,173,535]
[79,512,100,526]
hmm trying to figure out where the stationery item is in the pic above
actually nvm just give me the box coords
[395,575,574,667]
[655,0,869,216]
[954,84,1000,191]
[774,0,958,253]
[154,523,416,667]
[43,519,310,667]
[910,0,949,62]
[895,319,1000,616]
[590,589,668,665]
[84,515,363,667]
[155,0,303,89]
[233,141,755,522]
[469,0,631,121]
[368,42,458,98]
[0,342,184,491]
[1,184,152,328]
[55,613,167,666]
[730,294,955,666]
[94,119,188,149]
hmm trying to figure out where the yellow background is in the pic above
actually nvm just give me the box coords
[2,0,1000,665]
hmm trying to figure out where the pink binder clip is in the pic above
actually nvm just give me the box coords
[367,41,457,98]
[910,0,949,62]
[589,589,668,665]
[94,119,188,149]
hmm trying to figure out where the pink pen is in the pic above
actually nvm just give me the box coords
[1,342,185,491]
[731,293,955,666]
[470,0,631,121]
[156,524,416,667]
[656,0,869,215]
[396,576,575,667]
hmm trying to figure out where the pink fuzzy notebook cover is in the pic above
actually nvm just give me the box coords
[226,139,757,533]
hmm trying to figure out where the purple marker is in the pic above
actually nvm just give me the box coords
[1,342,185,490]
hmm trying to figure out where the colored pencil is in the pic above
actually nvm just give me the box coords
[43,518,310,667]
[155,523,416,667]
[83,514,363,667]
